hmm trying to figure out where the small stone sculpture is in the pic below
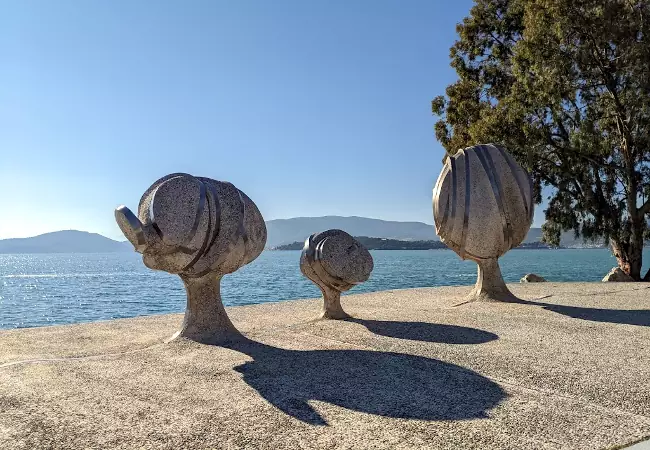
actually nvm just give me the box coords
[300,230,373,319]
[433,144,533,302]
[115,173,266,343]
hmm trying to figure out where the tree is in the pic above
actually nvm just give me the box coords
[433,0,650,280]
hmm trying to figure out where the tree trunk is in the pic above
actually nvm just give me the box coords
[169,273,242,344]
[618,151,645,281]
[611,238,643,281]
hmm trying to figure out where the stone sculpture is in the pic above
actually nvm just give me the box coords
[433,144,533,302]
[300,230,373,319]
[115,173,266,343]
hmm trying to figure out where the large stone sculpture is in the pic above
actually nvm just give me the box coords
[300,230,374,319]
[433,144,533,302]
[115,173,266,343]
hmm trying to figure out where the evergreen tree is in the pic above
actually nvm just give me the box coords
[433,0,650,279]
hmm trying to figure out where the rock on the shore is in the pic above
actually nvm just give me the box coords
[520,273,546,283]
[602,267,634,282]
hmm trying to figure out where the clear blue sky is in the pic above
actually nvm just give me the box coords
[0,0,544,240]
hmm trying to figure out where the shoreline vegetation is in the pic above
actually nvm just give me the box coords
[431,0,650,280]
[270,236,566,251]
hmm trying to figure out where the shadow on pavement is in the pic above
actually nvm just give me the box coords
[223,337,506,425]
[346,318,499,344]
[524,299,650,327]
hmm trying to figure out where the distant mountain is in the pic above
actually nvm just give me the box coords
[273,236,449,251]
[265,216,438,248]
[265,215,583,248]
[0,231,132,254]
[273,235,556,251]
[0,219,603,254]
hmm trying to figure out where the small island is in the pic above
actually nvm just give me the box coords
[271,236,558,251]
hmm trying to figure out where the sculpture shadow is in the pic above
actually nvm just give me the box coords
[346,318,499,344]
[223,337,506,425]
[525,299,650,327]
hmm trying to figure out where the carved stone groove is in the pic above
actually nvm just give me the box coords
[433,144,533,302]
[116,173,266,343]
[300,230,373,319]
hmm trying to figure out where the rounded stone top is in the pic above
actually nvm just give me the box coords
[115,173,266,278]
[300,230,374,292]
[433,144,533,261]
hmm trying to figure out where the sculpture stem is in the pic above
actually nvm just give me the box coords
[318,285,350,320]
[170,273,242,344]
[467,258,520,303]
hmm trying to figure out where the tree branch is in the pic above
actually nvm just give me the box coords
[640,198,650,216]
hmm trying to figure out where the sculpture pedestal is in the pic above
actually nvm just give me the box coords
[169,273,242,344]
[466,258,520,303]
[318,286,350,320]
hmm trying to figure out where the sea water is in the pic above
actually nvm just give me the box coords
[1,249,647,329]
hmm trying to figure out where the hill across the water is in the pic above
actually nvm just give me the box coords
[0,231,132,254]
[272,236,449,251]
[265,216,438,247]
[272,236,555,251]
[265,216,586,248]
[0,217,597,253]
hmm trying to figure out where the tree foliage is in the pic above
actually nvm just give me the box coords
[433,0,650,279]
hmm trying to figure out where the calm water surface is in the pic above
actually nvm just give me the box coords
[1,249,647,329]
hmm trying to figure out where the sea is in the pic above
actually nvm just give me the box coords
[1,249,648,330]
